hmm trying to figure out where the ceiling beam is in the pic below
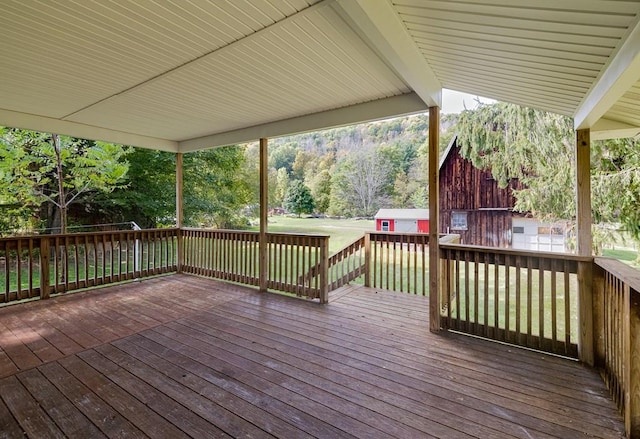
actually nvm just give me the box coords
[179,92,427,152]
[591,117,640,140]
[334,0,442,108]
[0,109,178,151]
[574,16,640,130]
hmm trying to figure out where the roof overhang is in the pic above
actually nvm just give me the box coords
[573,14,640,139]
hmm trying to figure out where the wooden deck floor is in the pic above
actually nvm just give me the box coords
[0,274,625,438]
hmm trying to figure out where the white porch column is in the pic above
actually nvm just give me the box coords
[429,106,441,332]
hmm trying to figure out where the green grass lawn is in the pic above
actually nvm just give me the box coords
[254,216,374,253]
[603,248,638,265]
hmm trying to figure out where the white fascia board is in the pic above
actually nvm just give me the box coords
[179,92,428,152]
[591,118,640,140]
[335,0,442,108]
[574,16,640,130]
[0,109,178,151]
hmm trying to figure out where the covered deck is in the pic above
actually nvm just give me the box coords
[0,274,624,438]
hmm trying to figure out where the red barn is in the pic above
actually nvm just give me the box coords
[374,209,430,233]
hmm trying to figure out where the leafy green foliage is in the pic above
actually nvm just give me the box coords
[284,180,315,217]
[456,102,640,252]
[592,138,640,239]
[183,146,252,228]
[308,169,332,213]
[100,148,176,228]
[0,127,129,233]
[457,102,576,222]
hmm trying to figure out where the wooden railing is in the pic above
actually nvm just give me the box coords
[0,229,179,304]
[365,231,430,295]
[0,236,43,303]
[181,229,329,302]
[438,244,588,358]
[301,235,366,292]
[181,229,260,286]
[328,235,366,290]
[593,257,640,437]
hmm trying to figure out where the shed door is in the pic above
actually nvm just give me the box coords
[394,220,417,233]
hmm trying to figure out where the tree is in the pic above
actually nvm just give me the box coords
[98,148,176,228]
[0,127,129,233]
[456,102,640,253]
[183,146,252,228]
[456,102,576,222]
[331,148,393,217]
[274,167,290,208]
[308,169,332,213]
[284,180,315,217]
[269,142,298,174]
[591,137,640,240]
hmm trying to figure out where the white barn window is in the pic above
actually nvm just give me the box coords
[451,212,468,230]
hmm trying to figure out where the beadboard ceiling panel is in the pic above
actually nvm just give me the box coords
[1,0,640,150]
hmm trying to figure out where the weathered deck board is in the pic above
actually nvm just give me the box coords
[0,274,625,438]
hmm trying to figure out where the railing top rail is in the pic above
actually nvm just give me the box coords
[595,256,640,293]
[266,231,330,239]
[180,228,330,239]
[440,242,593,262]
[0,227,180,243]
[181,227,255,233]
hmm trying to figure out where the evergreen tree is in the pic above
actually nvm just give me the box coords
[284,180,315,217]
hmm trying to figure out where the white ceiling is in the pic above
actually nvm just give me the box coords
[1,0,640,151]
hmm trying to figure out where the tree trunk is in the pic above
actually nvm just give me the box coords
[51,134,67,284]
[51,134,67,235]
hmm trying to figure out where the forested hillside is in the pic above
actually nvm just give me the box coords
[252,113,457,218]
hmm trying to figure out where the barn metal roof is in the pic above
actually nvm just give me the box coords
[375,209,430,220]
[1,1,640,151]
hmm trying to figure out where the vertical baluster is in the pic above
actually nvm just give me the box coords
[28,238,34,297]
[16,239,22,299]
[504,254,511,340]
[372,236,378,288]
[464,250,470,332]
[538,260,545,349]
[515,255,522,343]
[421,237,426,296]
[483,252,489,337]
[473,251,479,334]
[454,250,461,329]
[564,260,571,348]
[494,254,499,339]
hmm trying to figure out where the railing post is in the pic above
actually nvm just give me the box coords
[578,259,595,365]
[39,237,50,299]
[319,237,329,304]
[627,289,640,438]
[578,260,594,366]
[364,233,371,287]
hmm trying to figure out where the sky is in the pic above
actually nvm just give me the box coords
[441,89,496,114]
